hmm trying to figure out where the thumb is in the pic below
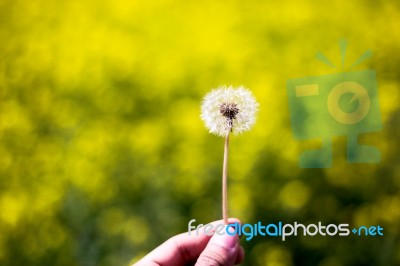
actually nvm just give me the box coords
[195,225,240,266]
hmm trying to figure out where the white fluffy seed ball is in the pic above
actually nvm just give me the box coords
[200,85,259,137]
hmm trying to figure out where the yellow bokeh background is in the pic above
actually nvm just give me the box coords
[0,0,399,265]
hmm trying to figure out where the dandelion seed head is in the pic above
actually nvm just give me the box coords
[220,102,239,120]
[200,85,259,136]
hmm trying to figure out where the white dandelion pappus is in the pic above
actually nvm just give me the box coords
[200,86,259,137]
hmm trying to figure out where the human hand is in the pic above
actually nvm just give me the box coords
[133,218,245,266]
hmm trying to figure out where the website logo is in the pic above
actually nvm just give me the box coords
[188,219,384,241]
[287,40,382,168]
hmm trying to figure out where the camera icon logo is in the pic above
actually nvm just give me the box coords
[287,41,382,168]
[327,81,370,125]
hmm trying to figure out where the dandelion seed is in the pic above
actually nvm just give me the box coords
[200,85,259,224]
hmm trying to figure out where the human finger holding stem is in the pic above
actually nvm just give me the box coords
[133,218,245,266]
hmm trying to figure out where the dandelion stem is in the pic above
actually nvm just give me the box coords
[222,130,230,224]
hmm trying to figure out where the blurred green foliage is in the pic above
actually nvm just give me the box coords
[0,0,399,265]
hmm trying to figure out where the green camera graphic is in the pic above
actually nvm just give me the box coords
[287,42,382,168]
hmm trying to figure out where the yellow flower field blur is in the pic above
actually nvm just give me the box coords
[0,0,399,265]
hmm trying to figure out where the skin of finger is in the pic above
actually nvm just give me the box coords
[133,218,242,266]
[195,226,241,266]
[235,245,245,265]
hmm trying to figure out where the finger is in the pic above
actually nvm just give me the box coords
[195,225,240,266]
[235,245,245,265]
[134,218,241,266]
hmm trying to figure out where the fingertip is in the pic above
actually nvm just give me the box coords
[212,225,240,249]
[227,217,242,225]
[196,231,241,266]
